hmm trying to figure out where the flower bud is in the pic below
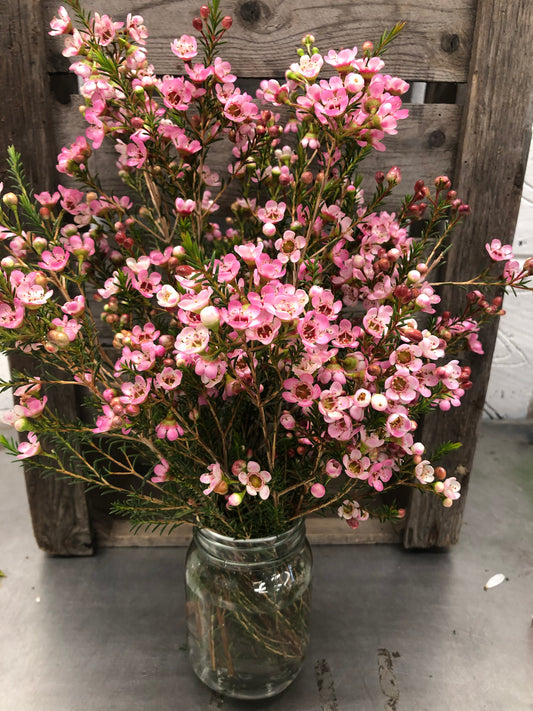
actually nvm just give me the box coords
[227,491,244,507]
[47,330,70,348]
[200,306,220,330]
[435,466,447,480]
[434,175,451,190]
[221,15,233,29]
[192,16,203,31]
[386,166,401,186]
[310,483,326,498]
[2,192,18,207]
[200,4,210,18]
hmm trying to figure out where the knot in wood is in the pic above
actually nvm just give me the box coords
[239,0,262,24]
[441,33,460,53]
[428,129,446,148]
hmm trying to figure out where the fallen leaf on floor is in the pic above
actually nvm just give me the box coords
[484,573,506,590]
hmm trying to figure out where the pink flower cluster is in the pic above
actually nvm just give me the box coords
[0,2,530,538]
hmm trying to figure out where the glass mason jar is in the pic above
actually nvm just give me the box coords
[185,519,312,700]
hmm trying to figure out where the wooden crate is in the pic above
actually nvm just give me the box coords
[1,0,532,553]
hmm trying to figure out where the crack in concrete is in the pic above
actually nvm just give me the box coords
[377,648,400,710]
[315,658,339,711]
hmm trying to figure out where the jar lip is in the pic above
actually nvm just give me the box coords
[195,518,304,547]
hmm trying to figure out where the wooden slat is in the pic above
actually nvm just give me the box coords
[44,0,475,82]
[92,514,404,546]
[0,1,94,556]
[404,0,533,548]
[52,97,462,200]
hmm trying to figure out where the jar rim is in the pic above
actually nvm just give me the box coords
[195,517,305,547]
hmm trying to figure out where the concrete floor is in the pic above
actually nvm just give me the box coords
[1,421,532,711]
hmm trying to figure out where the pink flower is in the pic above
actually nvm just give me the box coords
[151,458,170,484]
[92,13,122,46]
[237,461,271,500]
[257,200,286,224]
[415,460,435,484]
[213,57,236,83]
[442,476,461,501]
[274,230,306,264]
[324,47,358,72]
[338,499,369,529]
[213,254,240,282]
[0,299,25,329]
[120,376,152,405]
[156,416,184,441]
[343,449,371,479]
[19,395,48,418]
[327,414,354,441]
[171,35,198,61]
[16,283,53,309]
[485,238,513,261]
[175,197,196,215]
[384,367,419,404]
[326,459,342,478]
[38,246,70,272]
[155,367,183,390]
[174,325,210,354]
[254,254,286,281]
[17,432,41,459]
[282,374,321,408]
[363,305,393,338]
[179,287,213,313]
[49,6,73,36]
[280,411,296,430]
[157,284,180,309]
[290,53,324,80]
[130,270,162,298]
[223,92,258,123]
[200,463,227,495]
[262,285,308,320]
[61,295,85,316]
[386,412,412,438]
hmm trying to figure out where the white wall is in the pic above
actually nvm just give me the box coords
[485,133,533,420]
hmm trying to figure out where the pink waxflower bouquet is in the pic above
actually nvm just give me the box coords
[0,0,531,539]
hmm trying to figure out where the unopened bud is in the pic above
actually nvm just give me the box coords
[221,15,233,29]
[435,466,447,480]
[434,175,451,190]
[2,192,18,207]
[386,166,401,186]
[192,16,203,31]
[200,4,210,18]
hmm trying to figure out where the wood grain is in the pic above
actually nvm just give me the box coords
[52,96,462,199]
[404,0,533,548]
[44,0,475,82]
[92,514,404,546]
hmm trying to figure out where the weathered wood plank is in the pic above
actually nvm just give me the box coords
[404,0,533,548]
[44,0,475,82]
[0,1,94,555]
[52,97,462,200]
[92,514,404,546]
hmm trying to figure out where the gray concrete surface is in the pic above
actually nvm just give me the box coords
[1,421,532,711]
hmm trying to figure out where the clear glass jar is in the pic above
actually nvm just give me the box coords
[185,519,312,700]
